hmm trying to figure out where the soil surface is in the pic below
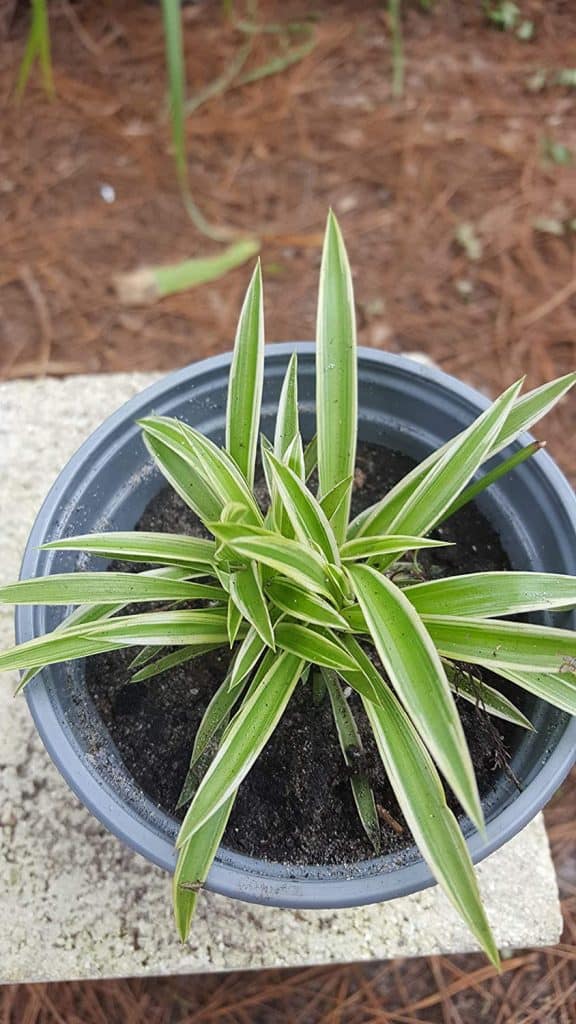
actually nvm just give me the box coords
[85,441,520,866]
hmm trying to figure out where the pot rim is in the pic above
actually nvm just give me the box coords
[18,343,576,909]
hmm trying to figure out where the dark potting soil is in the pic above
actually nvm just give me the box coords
[85,442,519,867]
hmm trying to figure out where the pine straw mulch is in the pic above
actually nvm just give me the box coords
[0,1,575,1021]
[1,0,575,471]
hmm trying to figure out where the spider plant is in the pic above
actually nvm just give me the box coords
[1,213,575,963]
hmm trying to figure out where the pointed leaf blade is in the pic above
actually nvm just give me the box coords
[226,596,243,646]
[303,434,318,481]
[384,380,523,540]
[275,622,358,673]
[340,535,452,563]
[323,669,381,853]
[405,572,576,619]
[78,609,231,648]
[444,442,543,519]
[319,476,354,522]
[0,572,224,606]
[16,567,191,690]
[423,615,576,673]
[228,626,266,690]
[140,416,262,525]
[490,667,576,717]
[229,563,274,648]
[177,651,304,844]
[263,449,340,563]
[143,430,222,525]
[362,689,499,965]
[316,211,357,541]
[274,353,300,459]
[266,578,350,631]
[1,633,126,674]
[494,372,576,455]
[177,671,248,808]
[443,661,533,730]
[130,644,224,684]
[42,532,216,568]
[226,261,264,486]
[349,372,576,541]
[209,523,334,599]
[348,564,483,831]
[173,794,235,941]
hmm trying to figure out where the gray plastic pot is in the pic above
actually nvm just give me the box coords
[17,344,576,909]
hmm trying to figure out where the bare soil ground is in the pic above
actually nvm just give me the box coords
[0,1,575,1020]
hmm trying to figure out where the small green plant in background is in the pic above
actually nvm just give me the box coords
[484,1,534,40]
[16,0,53,99]
[388,0,405,99]
[1,213,575,958]
[529,68,576,93]
[542,137,573,167]
[455,222,483,262]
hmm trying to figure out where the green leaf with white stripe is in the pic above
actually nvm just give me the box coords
[2,632,125,673]
[139,416,262,525]
[336,636,400,708]
[17,595,150,690]
[380,380,523,542]
[77,608,230,643]
[177,651,304,844]
[130,644,225,684]
[177,670,248,808]
[226,596,243,646]
[348,564,483,832]
[316,211,357,542]
[143,430,222,525]
[226,261,264,487]
[283,433,305,481]
[303,434,318,481]
[323,669,381,853]
[443,661,533,729]
[490,667,576,717]
[129,645,164,670]
[173,794,235,941]
[319,476,353,522]
[229,563,275,648]
[444,442,543,519]
[228,626,266,691]
[361,682,499,965]
[209,522,334,599]
[263,448,340,563]
[42,531,216,569]
[0,572,224,606]
[266,578,349,631]
[423,616,576,673]
[340,535,451,563]
[493,371,576,455]
[275,621,358,673]
[15,565,196,690]
[274,352,300,459]
[405,573,576,619]
[349,373,576,541]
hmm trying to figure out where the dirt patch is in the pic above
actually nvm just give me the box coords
[85,442,520,866]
